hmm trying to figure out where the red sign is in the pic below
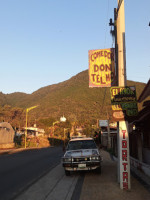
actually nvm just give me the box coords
[121,130,129,190]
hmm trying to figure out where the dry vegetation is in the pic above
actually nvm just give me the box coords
[0,70,146,130]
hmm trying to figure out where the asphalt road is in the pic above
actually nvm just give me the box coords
[15,150,150,200]
[0,146,64,200]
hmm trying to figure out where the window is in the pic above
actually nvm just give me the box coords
[67,140,97,150]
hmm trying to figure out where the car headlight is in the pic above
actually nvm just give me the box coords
[91,156,100,161]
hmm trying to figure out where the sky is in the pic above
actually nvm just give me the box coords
[0,0,150,94]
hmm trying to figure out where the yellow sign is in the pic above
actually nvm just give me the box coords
[89,48,116,87]
[112,104,122,111]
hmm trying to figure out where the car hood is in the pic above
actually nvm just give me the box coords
[64,149,99,157]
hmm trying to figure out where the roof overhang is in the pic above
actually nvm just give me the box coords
[138,79,150,103]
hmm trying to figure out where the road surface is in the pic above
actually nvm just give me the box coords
[16,150,150,200]
[0,148,150,200]
[0,147,63,200]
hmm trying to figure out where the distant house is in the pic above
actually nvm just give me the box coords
[0,122,15,148]
[101,124,117,151]
[23,124,45,137]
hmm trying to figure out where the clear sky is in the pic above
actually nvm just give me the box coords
[0,0,150,94]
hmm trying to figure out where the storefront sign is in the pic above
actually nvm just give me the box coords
[119,121,131,190]
[121,129,129,189]
[111,86,136,103]
[89,48,116,87]
[110,86,138,121]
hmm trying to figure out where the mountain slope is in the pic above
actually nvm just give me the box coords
[0,70,146,123]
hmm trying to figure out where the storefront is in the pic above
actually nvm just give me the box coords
[129,79,150,176]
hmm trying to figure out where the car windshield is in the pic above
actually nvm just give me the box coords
[67,140,97,150]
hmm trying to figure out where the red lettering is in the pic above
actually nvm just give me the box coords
[90,50,113,62]
[104,51,107,57]
[122,150,127,161]
[96,75,101,83]
[94,65,99,72]
[123,181,128,190]
[108,52,111,59]
[123,172,128,182]
[123,163,128,171]
[100,77,106,84]
[100,64,104,71]
[91,74,96,82]
[92,64,111,72]
[91,55,94,62]
[93,53,97,60]
[106,74,111,82]
[105,64,111,71]
[122,140,127,148]
[122,130,126,139]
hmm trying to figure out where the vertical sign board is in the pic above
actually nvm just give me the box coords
[89,48,116,87]
[119,121,131,190]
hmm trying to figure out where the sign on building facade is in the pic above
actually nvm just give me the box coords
[110,86,138,121]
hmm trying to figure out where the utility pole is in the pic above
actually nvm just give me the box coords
[117,0,131,190]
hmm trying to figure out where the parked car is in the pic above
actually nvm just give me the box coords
[62,137,102,176]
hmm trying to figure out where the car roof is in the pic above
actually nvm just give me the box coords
[69,137,94,142]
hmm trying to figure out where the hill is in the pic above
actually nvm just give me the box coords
[0,70,146,126]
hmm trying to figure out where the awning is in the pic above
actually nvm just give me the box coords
[133,106,150,124]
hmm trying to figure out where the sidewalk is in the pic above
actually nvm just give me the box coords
[79,150,150,200]
[14,150,150,200]
[15,163,79,200]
